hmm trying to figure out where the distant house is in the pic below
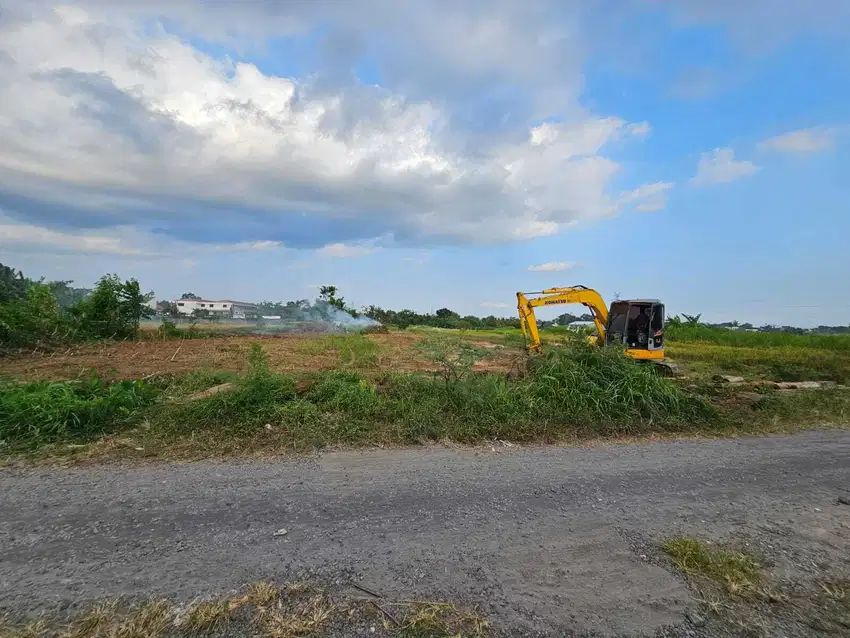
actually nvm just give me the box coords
[172,298,258,319]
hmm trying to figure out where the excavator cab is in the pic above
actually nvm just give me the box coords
[605,300,665,361]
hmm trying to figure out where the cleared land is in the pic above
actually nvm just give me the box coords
[0,332,520,381]
[1,432,848,637]
[3,328,849,385]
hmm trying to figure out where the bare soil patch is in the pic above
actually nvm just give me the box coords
[0,332,520,381]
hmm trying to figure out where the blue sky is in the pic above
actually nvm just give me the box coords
[1,0,849,326]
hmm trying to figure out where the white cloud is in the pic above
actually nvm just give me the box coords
[626,121,652,138]
[528,261,578,272]
[0,212,296,260]
[759,128,836,153]
[0,5,659,248]
[480,302,513,309]
[317,243,375,258]
[689,148,759,186]
[0,218,143,255]
[619,182,673,212]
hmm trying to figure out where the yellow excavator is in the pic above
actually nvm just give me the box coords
[517,285,676,372]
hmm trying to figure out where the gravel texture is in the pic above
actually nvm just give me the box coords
[2,431,849,636]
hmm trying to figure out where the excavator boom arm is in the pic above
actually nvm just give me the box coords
[517,286,609,351]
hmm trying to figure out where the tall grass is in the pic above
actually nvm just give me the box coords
[0,375,160,449]
[153,343,715,448]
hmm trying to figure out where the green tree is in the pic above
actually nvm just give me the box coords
[0,263,32,303]
[181,292,200,299]
[318,285,359,317]
[47,280,92,308]
[682,313,702,327]
[71,275,153,339]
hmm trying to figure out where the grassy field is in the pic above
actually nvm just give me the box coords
[1,325,849,462]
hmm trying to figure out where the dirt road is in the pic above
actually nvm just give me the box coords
[2,432,849,636]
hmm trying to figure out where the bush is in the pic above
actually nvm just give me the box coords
[158,318,182,339]
[526,344,713,427]
[0,284,64,348]
[0,375,160,449]
[69,274,153,340]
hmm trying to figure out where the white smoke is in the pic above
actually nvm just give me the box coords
[249,299,381,335]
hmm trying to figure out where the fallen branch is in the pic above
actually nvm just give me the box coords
[170,341,184,362]
[350,583,383,598]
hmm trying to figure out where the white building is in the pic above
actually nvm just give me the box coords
[173,299,258,319]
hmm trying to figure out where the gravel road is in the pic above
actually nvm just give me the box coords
[2,431,850,636]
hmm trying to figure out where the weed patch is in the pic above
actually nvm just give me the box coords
[143,343,715,454]
[296,334,383,368]
[0,375,160,450]
[663,537,762,597]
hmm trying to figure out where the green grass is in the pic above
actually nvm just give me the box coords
[295,334,383,368]
[4,334,850,461]
[143,343,716,454]
[663,537,762,598]
[0,375,160,450]
[667,325,850,350]
[668,341,850,384]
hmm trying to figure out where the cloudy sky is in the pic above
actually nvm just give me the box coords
[1,0,848,326]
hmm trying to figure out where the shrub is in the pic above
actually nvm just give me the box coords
[158,318,182,339]
[69,274,153,340]
[0,284,64,348]
[527,344,713,427]
[413,335,491,384]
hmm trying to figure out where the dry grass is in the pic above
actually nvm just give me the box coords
[180,600,232,633]
[0,618,50,638]
[259,595,336,637]
[2,600,174,638]
[0,582,492,638]
[58,601,119,638]
[247,581,279,606]
[395,601,490,637]
[112,600,173,638]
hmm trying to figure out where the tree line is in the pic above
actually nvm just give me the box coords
[4,262,849,348]
[0,263,153,348]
